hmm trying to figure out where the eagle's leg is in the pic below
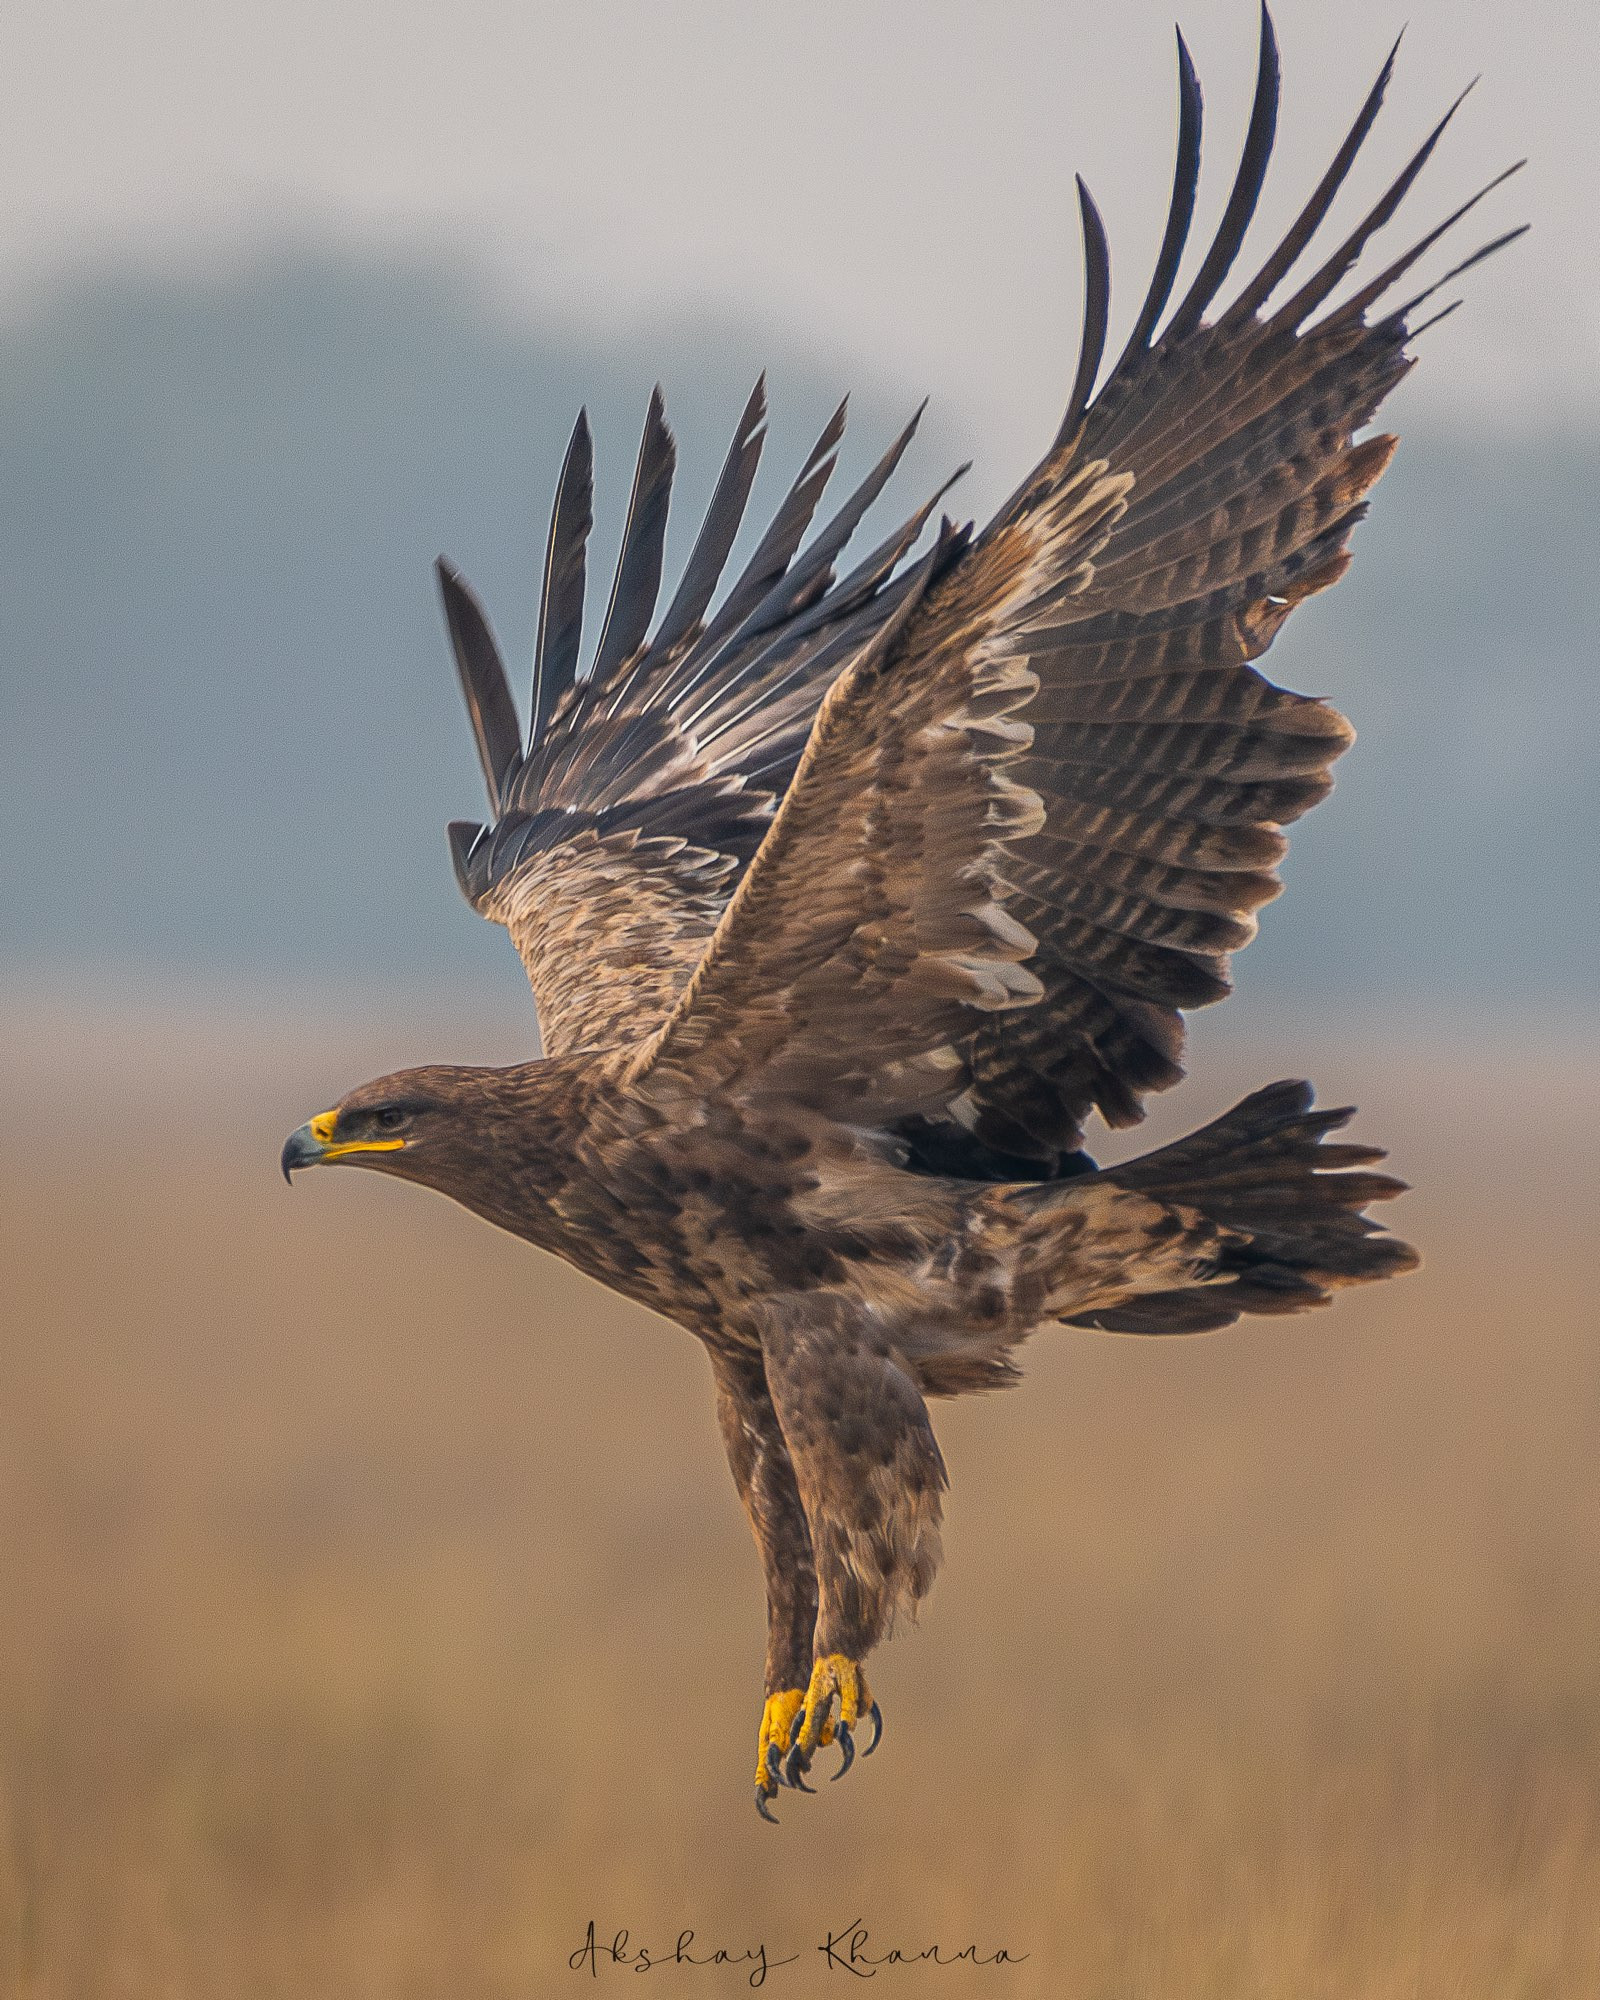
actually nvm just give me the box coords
[708,1345,824,1819]
[757,1291,947,1793]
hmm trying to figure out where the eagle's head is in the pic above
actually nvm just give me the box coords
[280,1065,511,1194]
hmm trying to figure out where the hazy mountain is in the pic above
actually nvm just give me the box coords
[2,244,1594,1011]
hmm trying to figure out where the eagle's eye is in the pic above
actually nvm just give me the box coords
[377,1106,408,1131]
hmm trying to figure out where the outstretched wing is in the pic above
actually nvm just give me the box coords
[632,13,1522,1164]
[440,383,960,1054]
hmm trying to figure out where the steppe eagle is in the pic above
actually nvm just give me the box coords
[282,12,1521,1818]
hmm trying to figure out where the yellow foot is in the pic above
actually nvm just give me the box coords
[753,1688,833,1824]
[782,1654,882,1795]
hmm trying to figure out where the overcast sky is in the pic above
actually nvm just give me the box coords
[3,0,1591,475]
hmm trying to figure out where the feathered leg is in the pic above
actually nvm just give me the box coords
[757,1291,948,1792]
[708,1345,820,1820]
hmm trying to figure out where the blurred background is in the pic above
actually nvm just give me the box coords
[2,1,1596,1993]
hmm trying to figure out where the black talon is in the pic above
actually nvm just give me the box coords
[766,1739,783,1787]
[832,1722,856,1780]
[863,1701,883,1755]
[784,1738,815,1792]
[755,1786,780,1825]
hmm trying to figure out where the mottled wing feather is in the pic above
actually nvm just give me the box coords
[442,392,952,1054]
[482,827,739,1058]
[630,17,1520,1151]
[633,470,1132,1114]
[953,26,1522,1161]
[442,16,1519,1092]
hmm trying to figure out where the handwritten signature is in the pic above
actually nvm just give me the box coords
[570,1919,1028,1986]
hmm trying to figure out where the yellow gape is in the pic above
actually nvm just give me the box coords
[308,1108,405,1161]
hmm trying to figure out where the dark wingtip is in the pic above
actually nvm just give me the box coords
[436,557,521,814]
[1366,26,1406,118]
[1172,26,1201,133]
[1110,18,1204,372]
[1269,70,1494,334]
[1166,0,1280,339]
[447,819,485,903]
[1260,7,1283,97]
[1393,216,1529,327]
[1405,295,1463,339]
[1332,158,1527,332]
[1439,76,1481,136]
[1225,18,1409,326]
[1378,26,1406,88]
[647,375,773,665]
[530,406,597,741]
[1055,175,1112,444]
[590,382,679,686]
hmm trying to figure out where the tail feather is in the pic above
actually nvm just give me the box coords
[1069,1079,1418,1335]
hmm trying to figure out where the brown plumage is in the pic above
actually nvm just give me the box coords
[281,12,1521,1819]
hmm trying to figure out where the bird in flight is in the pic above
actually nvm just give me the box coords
[282,10,1520,1820]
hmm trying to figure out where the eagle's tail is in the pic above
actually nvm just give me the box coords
[1066,1080,1419,1335]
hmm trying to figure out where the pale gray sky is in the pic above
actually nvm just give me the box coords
[2,0,1589,477]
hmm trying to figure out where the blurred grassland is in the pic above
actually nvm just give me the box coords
[0,1004,1597,1998]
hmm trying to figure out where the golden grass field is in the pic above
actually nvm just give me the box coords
[1,995,1596,1998]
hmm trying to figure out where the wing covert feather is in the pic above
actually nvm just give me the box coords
[625,16,1519,1158]
[440,392,953,1053]
[436,16,1518,1108]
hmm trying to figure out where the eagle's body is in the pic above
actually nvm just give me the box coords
[281,12,1520,1817]
[354,1052,1235,1373]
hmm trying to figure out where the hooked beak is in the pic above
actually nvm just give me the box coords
[280,1122,324,1182]
[279,1108,406,1183]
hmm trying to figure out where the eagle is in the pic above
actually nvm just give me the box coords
[281,11,1521,1821]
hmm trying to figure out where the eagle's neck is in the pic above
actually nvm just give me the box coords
[405,1050,665,1302]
